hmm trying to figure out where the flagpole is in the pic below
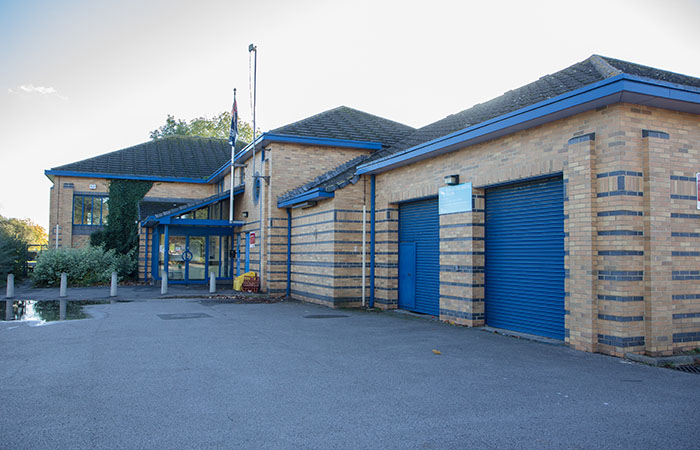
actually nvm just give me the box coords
[229,88,237,224]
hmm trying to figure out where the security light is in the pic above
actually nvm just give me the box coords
[444,174,459,185]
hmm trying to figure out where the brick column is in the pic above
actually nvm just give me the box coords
[565,137,598,352]
[438,191,485,326]
[642,136,674,356]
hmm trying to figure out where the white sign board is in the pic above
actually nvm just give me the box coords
[439,182,473,215]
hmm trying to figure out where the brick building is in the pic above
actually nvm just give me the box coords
[46,55,700,357]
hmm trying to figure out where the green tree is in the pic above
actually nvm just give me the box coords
[150,111,258,143]
[90,180,152,278]
[0,215,45,283]
[0,215,47,245]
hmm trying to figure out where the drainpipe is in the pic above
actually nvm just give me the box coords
[369,174,376,308]
[286,208,291,297]
[144,227,149,283]
[163,225,169,280]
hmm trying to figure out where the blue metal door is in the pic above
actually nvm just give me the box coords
[399,198,440,315]
[398,242,417,310]
[485,176,565,340]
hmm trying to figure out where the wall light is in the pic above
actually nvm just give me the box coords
[242,211,249,218]
[444,174,459,186]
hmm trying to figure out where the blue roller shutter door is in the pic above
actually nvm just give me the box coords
[399,198,440,316]
[485,177,565,340]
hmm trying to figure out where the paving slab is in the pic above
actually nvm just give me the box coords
[1,297,699,449]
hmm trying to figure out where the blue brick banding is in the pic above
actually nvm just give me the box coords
[673,332,700,343]
[672,270,700,280]
[596,170,643,178]
[598,230,643,236]
[670,175,697,182]
[598,294,644,302]
[598,334,645,348]
[597,190,644,198]
[598,314,644,322]
[440,308,485,321]
[598,250,643,256]
[672,312,700,319]
[671,213,700,220]
[598,270,643,281]
[597,210,643,217]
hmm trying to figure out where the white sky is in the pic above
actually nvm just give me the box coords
[1,0,699,230]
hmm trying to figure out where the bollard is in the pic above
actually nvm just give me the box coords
[110,272,118,297]
[59,299,67,320]
[59,273,67,298]
[209,271,216,294]
[5,299,12,321]
[161,276,168,295]
[6,274,14,298]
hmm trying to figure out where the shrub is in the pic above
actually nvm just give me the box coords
[31,246,131,287]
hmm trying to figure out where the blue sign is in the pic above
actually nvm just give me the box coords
[439,182,472,215]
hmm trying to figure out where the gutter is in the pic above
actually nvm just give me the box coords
[356,74,700,175]
[277,187,334,208]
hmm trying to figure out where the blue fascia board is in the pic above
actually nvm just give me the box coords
[207,161,233,183]
[44,170,211,184]
[234,132,383,164]
[356,74,700,175]
[277,188,334,208]
[168,219,243,227]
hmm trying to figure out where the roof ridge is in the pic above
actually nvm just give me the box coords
[588,54,622,78]
[271,105,415,134]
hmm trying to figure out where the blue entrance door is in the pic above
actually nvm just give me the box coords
[398,242,417,310]
[398,198,440,315]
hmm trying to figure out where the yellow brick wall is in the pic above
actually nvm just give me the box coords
[369,103,699,357]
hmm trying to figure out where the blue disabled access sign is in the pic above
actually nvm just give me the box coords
[439,182,472,215]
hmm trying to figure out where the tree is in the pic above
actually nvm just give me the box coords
[150,111,258,143]
[0,216,47,245]
[90,180,153,260]
[0,215,45,282]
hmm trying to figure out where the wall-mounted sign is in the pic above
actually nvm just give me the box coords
[250,232,255,244]
[439,182,473,215]
[697,173,700,210]
[89,184,96,190]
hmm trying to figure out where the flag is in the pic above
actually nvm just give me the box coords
[229,93,238,147]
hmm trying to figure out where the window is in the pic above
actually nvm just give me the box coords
[73,195,108,226]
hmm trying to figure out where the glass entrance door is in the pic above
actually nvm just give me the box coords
[187,236,206,281]
[156,229,235,284]
[168,236,187,281]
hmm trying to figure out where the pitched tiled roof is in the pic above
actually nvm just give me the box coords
[271,106,415,147]
[138,199,191,221]
[50,136,247,180]
[278,55,700,203]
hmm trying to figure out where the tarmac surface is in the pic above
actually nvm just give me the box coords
[1,288,700,449]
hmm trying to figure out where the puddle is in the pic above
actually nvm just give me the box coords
[1,300,108,322]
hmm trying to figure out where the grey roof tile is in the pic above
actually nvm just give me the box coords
[51,136,247,179]
[278,55,700,203]
[271,106,415,147]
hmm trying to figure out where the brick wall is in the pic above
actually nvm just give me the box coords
[367,103,699,356]
[288,180,371,307]
[231,142,371,293]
